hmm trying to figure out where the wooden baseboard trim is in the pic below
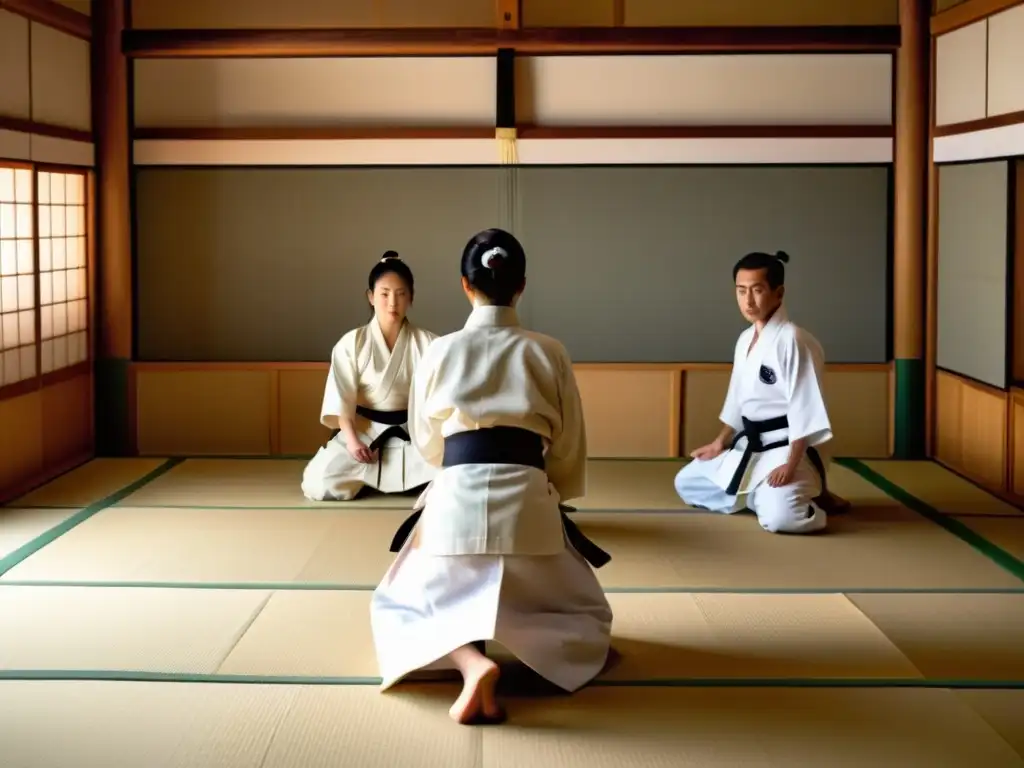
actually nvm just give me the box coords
[0,450,93,506]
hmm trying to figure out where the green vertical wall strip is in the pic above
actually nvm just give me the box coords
[95,357,132,457]
[893,357,925,459]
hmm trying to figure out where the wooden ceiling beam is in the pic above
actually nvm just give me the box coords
[122,25,900,58]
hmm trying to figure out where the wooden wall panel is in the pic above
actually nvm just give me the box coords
[934,369,1009,492]
[522,0,616,27]
[29,22,91,132]
[986,5,1024,117]
[624,0,897,26]
[822,368,892,458]
[0,391,44,499]
[934,369,964,466]
[133,58,495,130]
[278,368,332,456]
[934,20,988,125]
[682,369,733,456]
[1015,158,1024,384]
[131,364,891,460]
[134,369,273,456]
[517,54,893,127]
[684,367,892,459]
[574,367,680,458]
[131,0,494,28]
[40,372,92,468]
[0,129,31,160]
[0,9,30,120]
[1011,388,1024,498]
[0,379,94,504]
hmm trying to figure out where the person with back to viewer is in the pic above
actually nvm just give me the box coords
[673,250,849,534]
[370,228,613,725]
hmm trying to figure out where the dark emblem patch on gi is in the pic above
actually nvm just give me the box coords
[759,364,777,385]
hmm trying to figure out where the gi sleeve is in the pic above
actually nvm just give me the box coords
[718,336,747,432]
[320,331,359,428]
[407,342,445,468]
[782,333,833,447]
[545,346,588,502]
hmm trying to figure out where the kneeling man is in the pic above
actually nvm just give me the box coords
[674,250,838,534]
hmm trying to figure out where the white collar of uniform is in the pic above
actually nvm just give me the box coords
[370,316,407,343]
[751,304,789,349]
[465,304,520,328]
[764,304,788,330]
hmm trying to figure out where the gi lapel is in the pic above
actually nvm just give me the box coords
[368,319,409,404]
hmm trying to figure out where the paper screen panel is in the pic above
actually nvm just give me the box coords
[37,170,89,375]
[0,166,37,388]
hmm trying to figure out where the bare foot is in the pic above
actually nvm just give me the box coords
[449,656,503,725]
[814,490,851,514]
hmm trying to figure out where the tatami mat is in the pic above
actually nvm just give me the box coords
[0,506,344,584]
[217,590,921,681]
[581,506,1022,590]
[0,586,269,672]
[481,687,1024,766]
[861,460,1024,516]
[956,691,1024,758]
[1,681,1022,767]
[955,517,1024,563]
[0,507,79,562]
[3,505,1020,590]
[115,458,407,509]
[109,457,891,512]
[849,593,1024,681]
[10,458,169,508]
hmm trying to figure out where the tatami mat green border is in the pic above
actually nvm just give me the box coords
[0,669,1019,690]
[3,456,1024,693]
[839,459,1024,584]
[2,455,1023,590]
[0,459,183,578]
[2,580,1023,595]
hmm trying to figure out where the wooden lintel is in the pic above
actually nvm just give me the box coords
[0,0,91,39]
[0,114,93,143]
[130,124,894,141]
[930,0,1023,36]
[122,25,901,58]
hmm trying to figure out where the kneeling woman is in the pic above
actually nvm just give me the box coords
[370,229,614,725]
[301,254,438,501]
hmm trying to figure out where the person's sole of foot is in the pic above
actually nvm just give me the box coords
[450,658,505,725]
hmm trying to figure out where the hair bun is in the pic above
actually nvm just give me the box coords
[381,250,400,263]
[774,250,790,264]
[480,246,507,270]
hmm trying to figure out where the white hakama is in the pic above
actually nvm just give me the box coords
[301,319,438,502]
[674,306,833,534]
[370,305,613,693]
[372,537,612,692]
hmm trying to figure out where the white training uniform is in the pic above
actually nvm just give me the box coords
[370,304,613,692]
[674,305,833,534]
[301,318,438,501]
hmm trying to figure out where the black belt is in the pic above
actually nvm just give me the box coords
[725,415,826,496]
[328,406,410,452]
[388,426,611,569]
